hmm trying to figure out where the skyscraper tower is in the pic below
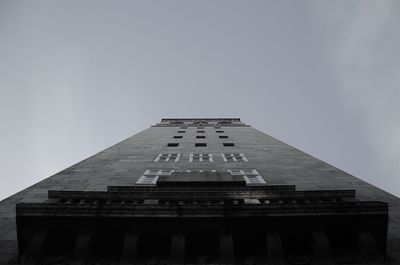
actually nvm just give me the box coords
[0,118,399,264]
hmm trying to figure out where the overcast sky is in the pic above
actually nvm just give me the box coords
[0,0,399,200]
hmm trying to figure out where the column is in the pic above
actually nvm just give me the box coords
[171,233,185,265]
[120,232,139,265]
[219,232,234,265]
[311,230,333,265]
[72,231,94,265]
[266,231,284,265]
[20,231,47,265]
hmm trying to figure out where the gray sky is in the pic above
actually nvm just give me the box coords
[1,0,399,200]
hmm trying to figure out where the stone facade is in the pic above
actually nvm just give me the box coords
[0,118,399,264]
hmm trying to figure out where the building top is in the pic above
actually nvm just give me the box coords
[156,118,248,127]
[161,118,241,122]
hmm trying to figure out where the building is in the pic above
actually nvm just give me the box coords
[0,118,399,264]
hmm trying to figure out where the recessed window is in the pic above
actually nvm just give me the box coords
[197,130,205,133]
[136,175,158,185]
[196,135,206,139]
[195,143,207,147]
[189,153,213,162]
[154,153,181,162]
[186,169,216,173]
[216,130,224,133]
[219,135,228,139]
[228,169,266,185]
[222,153,248,162]
[173,136,183,139]
[223,143,234,147]
[167,143,179,147]
[136,169,175,185]
[177,130,186,133]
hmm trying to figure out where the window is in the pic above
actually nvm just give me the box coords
[186,169,216,173]
[223,143,235,147]
[216,130,224,133]
[167,143,179,147]
[195,143,207,147]
[173,136,183,139]
[197,130,205,133]
[214,126,221,129]
[177,130,186,133]
[245,175,263,184]
[196,135,206,139]
[154,153,181,162]
[222,153,248,162]
[190,153,213,162]
[228,169,266,185]
[219,135,228,139]
[136,175,158,185]
[136,169,175,185]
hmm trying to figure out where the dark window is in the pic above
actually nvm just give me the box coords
[177,131,186,133]
[180,127,187,129]
[219,135,228,138]
[167,143,179,147]
[223,143,234,147]
[195,143,207,147]
[173,136,183,139]
[196,135,206,139]
[197,130,205,133]
[216,130,224,133]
